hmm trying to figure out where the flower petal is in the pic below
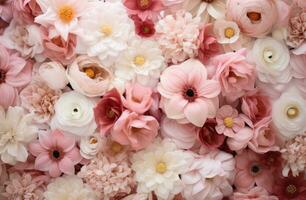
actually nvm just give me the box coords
[184,100,208,127]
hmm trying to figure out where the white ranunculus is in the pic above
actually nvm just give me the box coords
[50,91,97,136]
[272,88,306,139]
[79,133,101,159]
[39,62,69,90]
[251,37,291,84]
[0,106,37,165]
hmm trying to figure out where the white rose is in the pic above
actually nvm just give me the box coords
[39,62,69,90]
[272,88,306,139]
[80,133,101,159]
[51,91,97,136]
[251,37,291,84]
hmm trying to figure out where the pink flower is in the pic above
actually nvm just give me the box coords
[132,15,156,38]
[158,59,221,127]
[0,0,13,22]
[208,49,256,102]
[230,186,278,200]
[29,130,82,177]
[111,110,159,151]
[227,127,253,151]
[0,45,32,108]
[123,0,165,21]
[215,105,246,138]
[291,54,306,79]
[11,0,42,24]
[123,83,153,114]
[94,89,123,136]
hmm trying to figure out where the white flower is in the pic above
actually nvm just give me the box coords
[272,88,306,139]
[39,62,69,90]
[0,106,37,165]
[50,91,97,136]
[115,38,165,85]
[80,133,101,159]
[213,19,240,44]
[251,37,291,84]
[77,1,134,65]
[132,138,193,200]
[44,175,97,200]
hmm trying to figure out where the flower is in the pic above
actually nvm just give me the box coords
[281,134,306,177]
[272,88,306,139]
[0,0,12,22]
[181,151,235,200]
[112,110,159,150]
[215,105,246,138]
[20,81,61,123]
[227,127,253,151]
[78,153,134,199]
[213,19,240,44]
[131,139,192,200]
[156,11,201,64]
[0,106,37,165]
[38,61,68,90]
[94,89,123,136]
[11,0,42,24]
[122,83,153,114]
[115,38,164,84]
[79,133,101,160]
[158,59,221,127]
[226,0,289,38]
[29,130,82,177]
[35,0,88,40]
[230,186,278,200]
[208,49,255,102]
[44,175,97,200]
[0,45,32,108]
[67,55,113,97]
[50,91,97,137]
[132,15,156,38]
[286,6,306,49]
[251,37,291,84]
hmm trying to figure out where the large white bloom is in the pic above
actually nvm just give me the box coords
[0,106,37,165]
[132,138,193,200]
[50,91,97,136]
[77,1,134,65]
[251,37,291,84]
[44,175,97,200]
[272,88,306,139]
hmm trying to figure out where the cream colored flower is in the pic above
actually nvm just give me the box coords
[213,19,240,44]
[79,133,101,159]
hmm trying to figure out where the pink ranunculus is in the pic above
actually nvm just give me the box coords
[28,130,82,177]
[0,45,32,108]
[122,83,153,114]
[158,59,221,127]
[226,0,289,38]
[208,49,256,102]
[230,186,278,200]
[111,110,159,151]
[12,0,42,24]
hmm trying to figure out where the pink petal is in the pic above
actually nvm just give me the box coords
[49,162,61,177]
[35,153,52,171]
[59,157,75,175]
[6,59,32,87]
[65,147,82,163]
[164,95,187,119]
[159,66,186,94]
[198,79,221,98]
[29,142,46,157]
[39,132,55,150]
[184,100,209,127]
[54,131,76,152]
[234,170,254,189]
[0,84,17,108]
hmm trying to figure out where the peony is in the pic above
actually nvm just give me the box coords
[251,37,291,84]
[213,19,240,44]
[67,56,113,97]
[44,175,97,200]
[0,106,37,165]
[50,91,97,137]
[111,110,159,151]
[230,186,278,200]
[158,59,220,127]
[79,133,101,160]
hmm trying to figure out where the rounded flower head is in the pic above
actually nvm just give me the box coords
[132,138,193,200]
[132,15,156,38]
[79,133,101,160]
[213,19,240,44]
[50,91,97,137]
[158,59,221,127]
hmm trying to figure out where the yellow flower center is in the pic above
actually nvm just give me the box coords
[84,67,95,79]
[224,27,235,38]
[155,162,167,174]
[134,55,146,66]
[286,184,297,194]
[58,5,75,23]
[224,117,234,128]
[100,25,113,36]
[89,137,98,144]
[286,106,299,119]
[111,142,123,153]
[137,0,151,9]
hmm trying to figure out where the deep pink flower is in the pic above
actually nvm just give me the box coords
[29,130,82,177]
[132,15,156,38]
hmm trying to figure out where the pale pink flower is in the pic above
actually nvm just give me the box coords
[100,136,131,163]
[111,110,159,151]
[29,130,82,177]
[215,105,246,138]
[227,127,253,151]
[286,4,305,49]
[291,54,306,79]
[11,0,42,24]
[0,0,13,22]
[230,186,278,200]
[158,59,221,127]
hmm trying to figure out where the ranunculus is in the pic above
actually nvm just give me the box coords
[67,56,113,97]
[50,91,97,137]
[111,110,159,151]
[213,19,240,44]
[122,83,153,114]
[226,0,289,38]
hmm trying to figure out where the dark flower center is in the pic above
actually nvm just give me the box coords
[106,107,116,119]
[0,69,6,84]
[53,150,60,158]
[250,163,262,176]
[142,26,150,33]
[73,108,78,112]
[202,0,214,3]
[183,87,198,102]
[286,184,297,195]
[136,0,152,10]
[247,12,261,22]
[50,148,63,161]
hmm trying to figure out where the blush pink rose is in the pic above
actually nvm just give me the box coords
[226,0,289,38]
[12,0,42,24]
[111,110,159,151]
[122,83,153,114]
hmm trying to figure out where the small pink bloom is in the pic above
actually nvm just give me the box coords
[12,0,42,24]
[111,110,159,151]
[29,130,82,177]
[230,186,278,200]
[132,15,156,38]
[123,83,153,114]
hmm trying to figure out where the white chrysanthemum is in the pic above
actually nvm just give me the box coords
[272,88,306,139]
[44,175,97,200]
[0,106,37,165]
[132,138,193,200]
[77,1,134,65]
